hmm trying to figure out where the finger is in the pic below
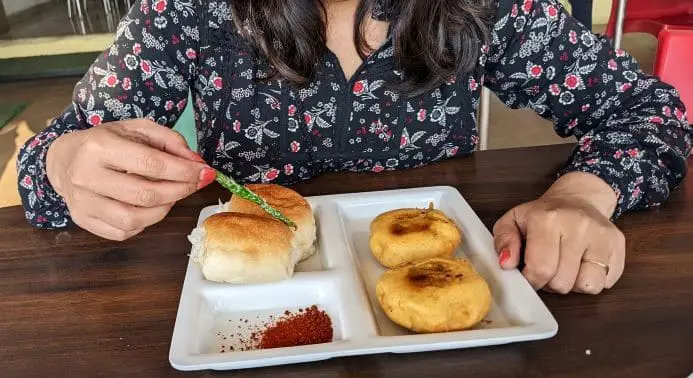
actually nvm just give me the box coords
[72,213,144,241]
[96,135,210,183]
[76,168,199,207]
[605,231,626,289]
[493,208,524,269]
[522,215,561,290]
[573,238,613,294]
[573,258,608,295]
[546,237,585,294]
[118,119,202,162]
[74,189,173,231]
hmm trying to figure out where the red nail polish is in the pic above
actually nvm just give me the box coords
[198,168,216,189]
[499,248,510,266]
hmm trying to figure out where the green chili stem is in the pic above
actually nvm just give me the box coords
[215,170,297,229]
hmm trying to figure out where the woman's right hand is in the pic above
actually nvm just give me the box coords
[46,119,216,241]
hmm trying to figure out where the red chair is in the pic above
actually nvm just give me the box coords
[653,28,693,114]
[605,0,693,40]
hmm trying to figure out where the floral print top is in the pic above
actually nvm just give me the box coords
[17,0,692,229]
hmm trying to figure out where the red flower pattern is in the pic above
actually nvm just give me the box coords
[417,109,426,122]
[20,175,33,189]
[284,164,294,175]
[564,74,580,89]
[140,60,152,74]
[662,106,672,117]
[212,77,223,90]
[88,114,103,126]
[549,84,561,96]
[264,168,279,181]
[675,108,685,121]
[176,98,187,111]
[352,80,366,95]
[569,30,578,44]
[522,0,533,14]
[529,65,543,78]
[153,0,167,14]
[650,116,663,125]
[608,59,618,70]
[105,74,118,88]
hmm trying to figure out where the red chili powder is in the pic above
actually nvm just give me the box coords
[257,305,333,349]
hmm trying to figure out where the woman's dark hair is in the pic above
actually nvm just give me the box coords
[230,0,494,96]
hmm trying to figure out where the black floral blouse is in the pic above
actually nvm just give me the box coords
[17,0,692,229]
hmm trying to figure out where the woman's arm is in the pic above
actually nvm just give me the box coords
[484,0,692,218]
[17,0,200,229]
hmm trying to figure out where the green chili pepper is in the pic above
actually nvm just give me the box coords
[215,170,297,229]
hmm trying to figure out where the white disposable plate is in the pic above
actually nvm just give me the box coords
[169,186,558,371]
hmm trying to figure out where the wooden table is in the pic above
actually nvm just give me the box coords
[1,144,692,378]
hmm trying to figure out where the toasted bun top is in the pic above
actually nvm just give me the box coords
[202,212,294,257]
[228,184,312,224]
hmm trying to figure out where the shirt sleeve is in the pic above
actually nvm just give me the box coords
[16,0,200,229]
[483,0,692,217]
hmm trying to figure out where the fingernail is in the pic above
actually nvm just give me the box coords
[499,248,510,266]
[198,168,216,189]
[190,151,206,163]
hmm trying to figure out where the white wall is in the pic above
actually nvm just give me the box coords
[2,0,54,16]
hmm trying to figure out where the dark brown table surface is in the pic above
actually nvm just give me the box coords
[1,144,692,378]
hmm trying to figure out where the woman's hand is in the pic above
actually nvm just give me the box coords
[46,119,216,241]
[493,172,626,295]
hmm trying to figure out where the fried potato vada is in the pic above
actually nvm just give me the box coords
[376,257,491,333]
[369,206,461,268]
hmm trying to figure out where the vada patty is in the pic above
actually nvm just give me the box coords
[376,258,491,333]
[369,206,462,268]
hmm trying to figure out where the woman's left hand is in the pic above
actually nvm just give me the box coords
[493,172,626,295]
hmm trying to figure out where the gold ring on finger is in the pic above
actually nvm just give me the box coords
[581,258,609,276]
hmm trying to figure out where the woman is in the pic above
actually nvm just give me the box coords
[17,0,691,295]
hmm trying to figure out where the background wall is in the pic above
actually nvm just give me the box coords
[2,0,53,17]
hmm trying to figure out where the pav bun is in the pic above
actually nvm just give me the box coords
[224,184,317,261]
[188,212,301,284]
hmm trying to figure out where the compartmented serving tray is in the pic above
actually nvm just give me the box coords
[169,186,558,371]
